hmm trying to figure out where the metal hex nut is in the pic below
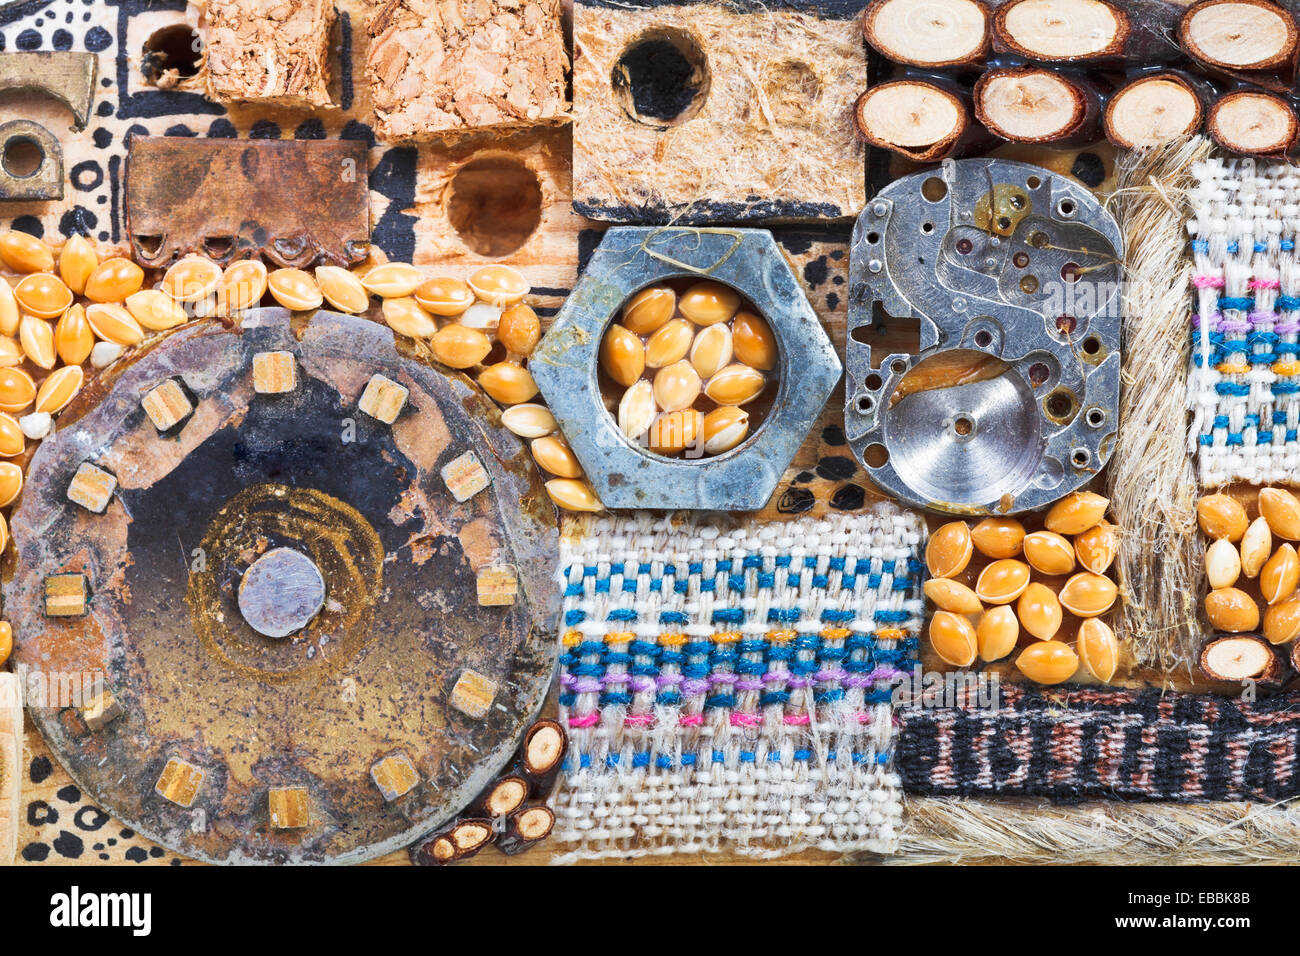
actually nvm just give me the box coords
[531,227,841,510]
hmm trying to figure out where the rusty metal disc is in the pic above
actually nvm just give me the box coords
[3,309,559,864]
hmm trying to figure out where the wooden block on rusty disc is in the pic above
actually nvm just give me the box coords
[477,566,518,606]
[358,373,407,424]
[370,751,420,802]
[449,669,498,719]
[66,461,116,513]
[199,0,335,109]
[363,0,568,140]
[142,379,193,432]
[43,573,87,618]
[253,351,297,394]
[268,787,312,829]
[441,450,490,502]
[80,686,124,731]
[572,0,866,223]
[155,757,205,808]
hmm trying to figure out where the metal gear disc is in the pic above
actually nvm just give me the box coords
[2,308,559,864]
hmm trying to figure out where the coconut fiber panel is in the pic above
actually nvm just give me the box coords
[572,0,867,223]
[897,684,1300,803]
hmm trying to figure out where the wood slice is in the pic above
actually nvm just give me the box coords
[1206,89,1300,156]
[1104,73,1205,147]
[855,80,988,161]
[974,66,1104,145]
[1180,0,1298,70]
[993,0,1129,61]
[1199,633,1284,683]
[863,0,990,68]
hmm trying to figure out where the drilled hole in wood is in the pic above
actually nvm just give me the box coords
[448,156,543,258]
[2,136,43,178]
[613,30,711,127]
[142,24,202,85]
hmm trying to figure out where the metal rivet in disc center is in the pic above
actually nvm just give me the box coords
[237,547,326,638]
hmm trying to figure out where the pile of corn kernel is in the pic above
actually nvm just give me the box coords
[1198,488,1300,644]
[923,490,1122,685]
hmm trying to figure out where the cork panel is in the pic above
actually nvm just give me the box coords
[363,0,569,140]
[196,0,336,108]
[572,3,866,223]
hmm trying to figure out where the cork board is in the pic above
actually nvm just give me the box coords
[572,0,867,223]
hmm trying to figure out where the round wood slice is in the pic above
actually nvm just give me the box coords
[855,81,968,161]
[1207,90,1299,156]
[995,0,1129,61]
[863,0,990,67]
[974,67,1089,143]
[1199,634,1282,682]
[1104,74,1204,148]
[1180,0,1298,70]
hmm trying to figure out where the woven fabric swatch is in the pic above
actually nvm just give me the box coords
[898,684,1300,803]
[549,507,927,861]
[1188,156,1300,486]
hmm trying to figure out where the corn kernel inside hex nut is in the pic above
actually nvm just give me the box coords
[141,379,194,432]
[358,373,408,424]
[449,668,498,719]
[66,462,117,513]
[155,757,205,808]
[599,279,779,460]
[253,350,297,394]
[370,751,420,801]
[441,450,490,502]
